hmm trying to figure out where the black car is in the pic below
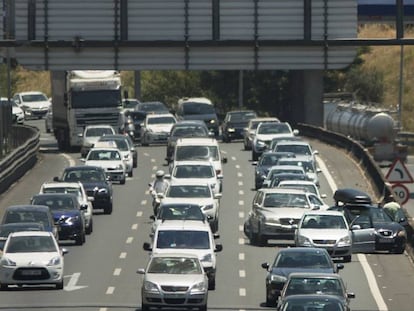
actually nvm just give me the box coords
[277,294,347,311]
[261,247,343,306]
[329,188,407,254]
[253,152,296,189]
[135,101,169,114]
[165,120,211,163]
[221,110,257,143]
[54,166,114,215]
[30,193,86,245]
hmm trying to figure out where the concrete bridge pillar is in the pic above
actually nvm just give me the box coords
[287,70,324,126]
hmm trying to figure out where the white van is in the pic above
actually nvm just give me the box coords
[172,137,227,182]
[143,220,223,290]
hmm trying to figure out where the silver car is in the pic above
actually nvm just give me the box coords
[137,253,208,311]
[294,210,353,262]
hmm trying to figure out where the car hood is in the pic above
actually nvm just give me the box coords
[147,124,174,133]
[226,121,249,128]
[79,181,108,191]
[373,222,404,232]
[255,133,293,141]
[181,114,218,122]
[153,249,215,267]
[52,210,81,222]
[163,197,214,206]
[21,100,50,109]
[145,273,206,286]
[85,161,123,170]
[5,252,60,265]
[271,267,335,278]
[260,208,307,219]
[297,229,349,239]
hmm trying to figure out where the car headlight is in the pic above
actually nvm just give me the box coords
[264,218,281,225]
[337,235,351,246]
[200,253,212,263]
[256,140,266,146]
[116,164,123,170]
[96,187,108,194]
[143,281,160,293]
[270,274,287,283]
[297,235,312,246]
[48,256,61,266]
[209,119,216,124]
[227,128,235,132]
[1,257,16,266]
[203,204,214,211]
[65,216,80,224]
[191,281,208,293]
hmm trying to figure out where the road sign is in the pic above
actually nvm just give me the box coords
[391,183,410,205]
[385,158,414,183]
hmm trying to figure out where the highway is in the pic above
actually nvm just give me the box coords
[0,119,413,311]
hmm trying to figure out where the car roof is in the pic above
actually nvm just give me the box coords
[146,113,175,118]
[173,160,215,166]
[5,205,51,212]
[287,272,342,279]
[64,165,105,171]
[178,97,212,105]
[176,137,219,145]
[32,193,78,200]
[280,293,344,302]
[258,188,308,195]
[277,247,330,255]
[302,210,345,217]
[276,140,311,146]
[333,188,372,205]
[42,181,82,188]
[269,165,305,171]
[156,220,211,231]
[173,120,207,125]
[149,252,200,259]
[84,124,114,129]
[8,231,52,238]
[168,180,211,187]
[249,117,279,123]
[15,91,46,96]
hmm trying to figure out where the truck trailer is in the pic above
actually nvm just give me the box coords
[51,70,122,151]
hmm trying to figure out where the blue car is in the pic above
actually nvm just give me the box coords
[30,193,86,245]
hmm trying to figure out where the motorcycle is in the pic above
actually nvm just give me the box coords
[148,183,163,215]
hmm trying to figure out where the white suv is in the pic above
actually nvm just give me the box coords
[39,181,93,234]
[143,220,223,290]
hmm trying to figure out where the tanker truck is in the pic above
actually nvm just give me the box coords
[51,70,123,151]
[325,102,408,162]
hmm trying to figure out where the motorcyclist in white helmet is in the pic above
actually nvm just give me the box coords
[149,170,169,214]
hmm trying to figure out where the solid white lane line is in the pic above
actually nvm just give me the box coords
[318,155,388,311]
[61,153,76,167]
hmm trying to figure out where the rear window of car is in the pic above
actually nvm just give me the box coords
[156,230,210,249]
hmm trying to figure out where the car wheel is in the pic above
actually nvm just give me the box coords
[257,234,267,247]
[266,287,276,306]
[128,170,133,177]
[75,233,85,245]
[141,303,150,311]
[208,277,216,290]
[56,280,64,290]
[211,219,219,233]
[46,127,51,133]
[120,178,126,185]
[343,255,352,263]
[199,304,207,311]
[86,219,93,234]
[133,159,137,168]
[104,203,113,215]
[393,245,406,254]
[0,284,7,290]
[252,150,259,161]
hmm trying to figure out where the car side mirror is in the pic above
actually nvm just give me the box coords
[53,176,60,182]
[143,242,152,251]
[252,161,258,166]
[214,193,222,199]
[336,263,345,270]
[261,262,270,270]
[80,158,86,162]
[222,157,228,164]
[61,248,69,256]
[136,268,145,275]
[150,215,155,221]
[80,204,88,210]
[351,224,361,230]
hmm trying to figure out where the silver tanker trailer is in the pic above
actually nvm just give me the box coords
[325,102,408,162]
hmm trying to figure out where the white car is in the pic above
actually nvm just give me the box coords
[95,138,134,177]
[83,147,126,184]
[277,155,322,187]
[12,91,51,120]
[39,181,94,234]
[143,220,223,290]
[168,160,222,194]
[277,180,327,199]
[79,124,116,158]
[11,101,25,124]
[243,117,280,150]
[294,210,353,262]
[261,165,306,188]
[252,121,299,161]
[141,113,177,146]
[243,188,322,246]
[0,231,68,290]
[161,181,222,233]
[273,140,319,167]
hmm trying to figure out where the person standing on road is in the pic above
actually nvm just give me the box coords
[383,194,403,222]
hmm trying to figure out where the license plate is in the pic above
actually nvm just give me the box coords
[21,270,41,276]
[379,238,394,243]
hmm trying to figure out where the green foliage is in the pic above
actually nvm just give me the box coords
[344,66,384,103]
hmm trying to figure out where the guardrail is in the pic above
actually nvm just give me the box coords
[0,125,40,194]
[397,132,414,147]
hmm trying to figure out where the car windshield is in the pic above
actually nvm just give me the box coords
[101,138,128,151]
[183,102,215,114]
[42,187,82,198]
[269,169,304,179]
[228,112,256,122]
[5,236,56,253]
[274,251,331,269]
[158,204,204,221]
[276,144,312,155]
[259,154,282,166]
[123,99,139,109]
[63,169,105,182]
[85,128,114,137]
[87,150,121,161]
[137,102,167,112]
[0,224,44,237]
[171,126,208,138]
[301,215,347,229]
[166,185,211,198]
[279,160,315,173]
[279,184,318,196]
[263,193,309,208]
[173,165,214,178]
[32,197,76,211]
[281,299,344,311]
[148,116,176,125]
[4,211,50,227]
[176,146,219,161]
[284,277,343,297]
[156,230,210,249]
[257,123,291,135]
[22,94,48,102]
[148,257,202,274]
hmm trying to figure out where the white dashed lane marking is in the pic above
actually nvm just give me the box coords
[239,253,245,261]
[238,200,244,206]
[136,211,143,217]
[131,224,138,230]
[113,268,122,276]
[239,288,246,296]
[126,237,133,244]
[239,270,246,278]
[238,211,244,218]
[119,252,127,259]
[106,287,115,295]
